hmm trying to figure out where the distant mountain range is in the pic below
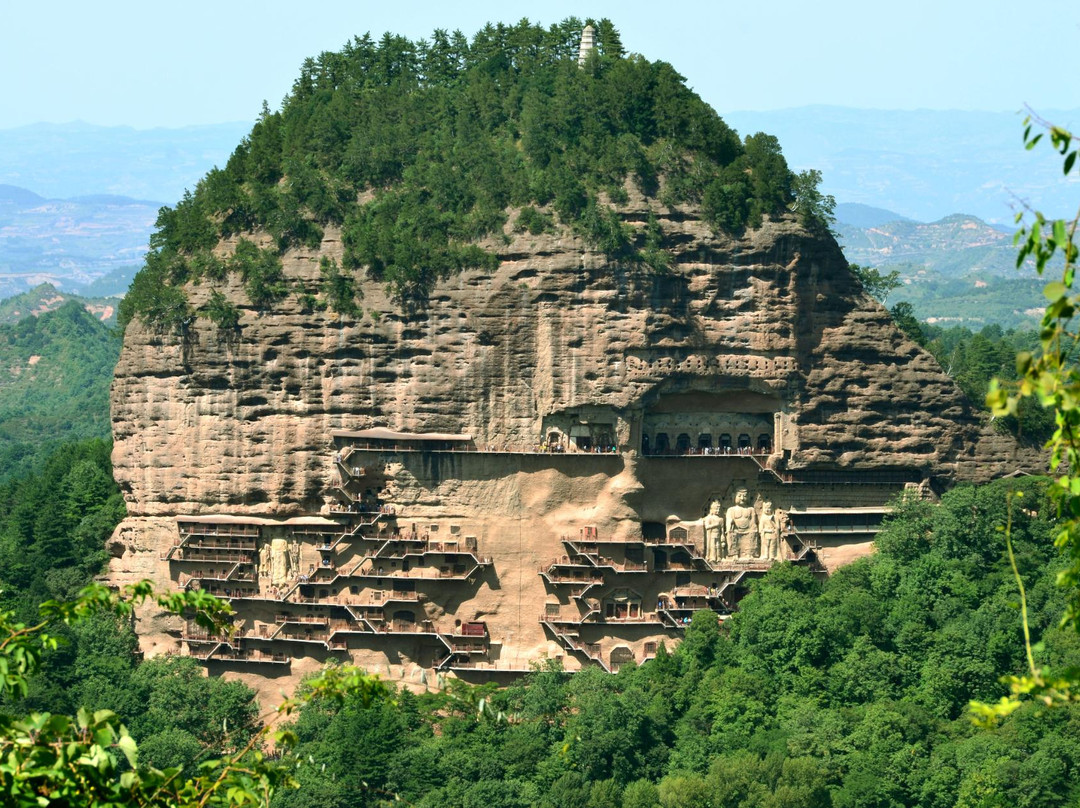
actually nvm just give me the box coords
[0,283,120,327]
[0,184,159,299]
[836,208,1018,278]
[725,106,1080,225]
[832,203,915,229]
[0,121,251,201]
[833,204,1043,329]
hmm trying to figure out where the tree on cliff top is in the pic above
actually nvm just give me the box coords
[122,18,807,326]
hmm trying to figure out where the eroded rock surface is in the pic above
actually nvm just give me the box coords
[108,197,1036,700]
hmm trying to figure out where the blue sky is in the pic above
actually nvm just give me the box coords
[2,0,1077,129]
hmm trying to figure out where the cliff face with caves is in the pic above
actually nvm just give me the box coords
[111,195,1019,514]
[107,187,1030,700]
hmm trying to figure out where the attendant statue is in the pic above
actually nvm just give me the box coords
[760,501,781,562]
[775,507,792,559]
[703,500,726,563]
[289,540,302,577]
[259,541,271,578]
[725,489,759,559]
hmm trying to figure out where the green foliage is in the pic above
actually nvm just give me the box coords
[149,191,218,255]
[125,19,801,318]
[701,166,752,234]
[792,168,836,233]
[622,779,660,808]
[515,206,554,235]
[318,256,362,317]
[189,250,228,283]
[252,478,1077,807]
[0,441,133,722]
[978,114,1080,720]
[229,239,289,310]
[125,656,259,770]
[580,199,635,259]
[850,263,902,304]
[202,289,241,330]
[741,132,793,228]
[118,249,193,333]
[0,303,120,482]
[0,440,124,623]
[0,580,389,807]
[638,213,670,273]
[890,301,926,346]
[923,322,1054,443]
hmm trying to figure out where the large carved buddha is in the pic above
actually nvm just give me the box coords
[725,489,758,559]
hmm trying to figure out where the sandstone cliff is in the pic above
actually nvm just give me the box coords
[111,194,1021,517]
[107,190,1034,696]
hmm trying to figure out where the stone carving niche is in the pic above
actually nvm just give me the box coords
[640,390,783,455]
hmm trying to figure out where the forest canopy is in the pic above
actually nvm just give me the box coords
[120,18,807,328]
[269,478,1080,808]
[0,301,119,482]
[3,449,1077,806]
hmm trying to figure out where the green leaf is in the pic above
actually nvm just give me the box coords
[116,734,138,767]
[1054,219,1068,247]
[1044,281,1068,300]
[1017,351,1034,374]
[1065,150,1077,175]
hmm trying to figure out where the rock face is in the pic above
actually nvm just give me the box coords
[108,192,1033,701]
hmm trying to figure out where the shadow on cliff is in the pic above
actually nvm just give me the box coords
[413,451,625,488]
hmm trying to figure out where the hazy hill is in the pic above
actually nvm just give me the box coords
[0,184,159,299]
[0,185,45,206]
[0,121,251,201]
[0,299,120,481]
[890,274,1044,329]
[725,105,1080,225]
[77,265,140,299]
[0,121,249,300]
[834,211,1044,329]
[837,213,1018,278]
[0,283,120,327]
[834,202,913,228]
